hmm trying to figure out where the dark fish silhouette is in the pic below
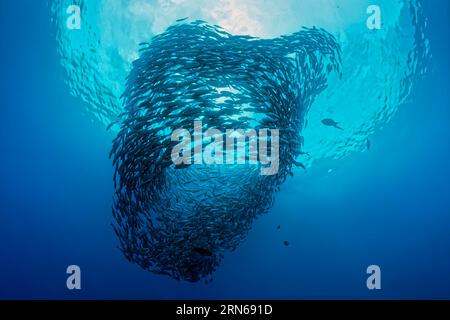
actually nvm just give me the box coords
[321,118,343,130]
[367,138,371,150]
[192,247,213,257]
[283,241,290,246]
[293,160,306,170]
[174,163,192,170]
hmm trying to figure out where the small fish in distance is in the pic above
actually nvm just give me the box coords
[293,160,306,170]
[192,247,213,257]
[321,118,343,130]
[174,163,192,170]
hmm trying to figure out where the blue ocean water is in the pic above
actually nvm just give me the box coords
[0,1,449,299]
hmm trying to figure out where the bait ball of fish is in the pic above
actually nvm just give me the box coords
[111,22,341,282]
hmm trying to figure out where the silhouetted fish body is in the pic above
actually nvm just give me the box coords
[321,118,343,130]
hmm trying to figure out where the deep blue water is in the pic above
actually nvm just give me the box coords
[0,1,449,299]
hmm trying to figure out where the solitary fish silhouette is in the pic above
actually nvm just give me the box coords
[321,118,343,130]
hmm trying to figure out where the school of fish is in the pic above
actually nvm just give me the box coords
[111,21,341,282]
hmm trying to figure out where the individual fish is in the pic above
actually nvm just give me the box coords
[293,160,306,170]
[321,118,343,130]
[174,163,192,170]
[192,247,213,257]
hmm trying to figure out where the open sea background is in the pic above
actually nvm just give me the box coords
[0,1,449,299]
